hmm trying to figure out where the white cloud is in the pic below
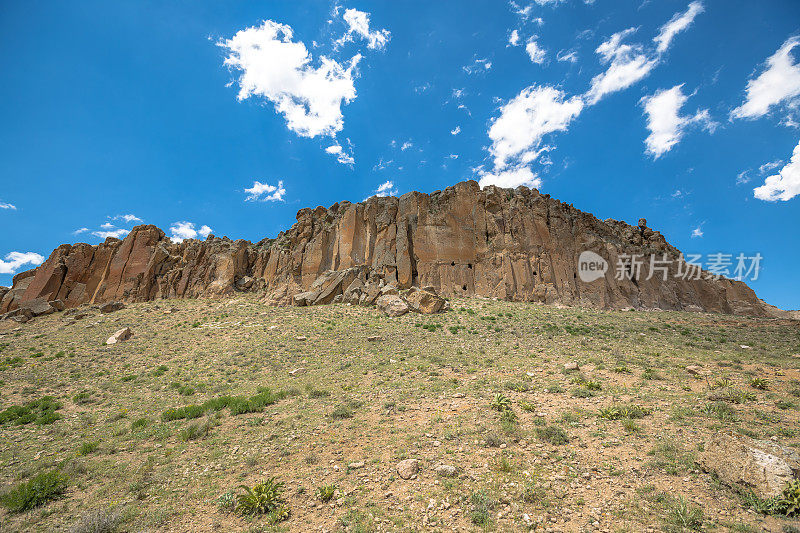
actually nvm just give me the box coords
[73,227,89,235]
[585,28,658,104]
[325,144,355,165]
[113,214,143,223]
[478,166,543,189]
[244,180,286,202]
[93,228,130,240]
[449,154,459,159]
[0,201,16,210]
[731,36,800,120]
[451,126,461,135]
[753,139,800,201]
[557,50,578,63]
[366,180,398,200]
[169,222,213,243]
[525,38,547,64]
[100,222,115,229]
[400,141,413,151]
[691,226,703,238]
[219,20,361,139]
[488,85,584,170]
[0,251,45,275]
[336,8,390,50]
[509,29,521,47]
[653,1,704,54]
[463,58,492,74]
[641,85,715,158]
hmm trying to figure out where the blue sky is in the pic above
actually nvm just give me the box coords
[1,0,799,309]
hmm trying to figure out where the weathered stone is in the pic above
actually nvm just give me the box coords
[106,327,133,345]
[376,295,409,317]
[0,182,787,318]
[19,298,56,317]
[367,335,383,342]
[49,299,64,311]
[348,461,365,470]
[698,433,800,499]
[564,362,579,372]
[292,292,316,307]
[435,464,457,477]
[405,287,446,314]
[397,459,420,479]
[100,301,125,313]
[685,365,703,376]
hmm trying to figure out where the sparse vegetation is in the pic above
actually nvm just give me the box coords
[0,469,69,513]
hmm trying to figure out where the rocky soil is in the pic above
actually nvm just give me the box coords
[0,296,798,532]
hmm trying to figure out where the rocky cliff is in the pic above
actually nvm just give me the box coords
[0,180,785,318]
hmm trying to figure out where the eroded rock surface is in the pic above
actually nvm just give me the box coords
[698,432,800,498]
[1,180,786,317]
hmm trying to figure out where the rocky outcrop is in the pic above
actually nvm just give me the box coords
[1,180,787,317]
[698,433,800,499]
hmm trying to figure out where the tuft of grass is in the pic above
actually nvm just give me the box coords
[67,506,123,533]
[665,496,704,530]
[749,377,768,390]
[598,404,651,420]
[131,417,149,430]
[179,416,216,442]
[330,404,354,420]
[535,425,569,445]
[0,469,69,513]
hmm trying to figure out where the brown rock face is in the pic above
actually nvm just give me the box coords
[0,181,785,317]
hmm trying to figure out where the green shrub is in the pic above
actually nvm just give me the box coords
[330,404,354,420]
[78,441,100,455]
[72,391,93,404]
[0,396,62,426]
[749,377,768,390]
[0,469,68,513]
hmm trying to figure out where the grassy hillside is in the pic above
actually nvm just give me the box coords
[0,296,799,532]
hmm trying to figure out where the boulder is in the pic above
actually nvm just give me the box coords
[106,327,133,345]
[397,459,420,480]
[376,295,409,317]
[379,285,399,296]
[405,287,446,314]
[49,299,64,311]
[685,365,703,376]
[100,301,125,314]
[235,276,255,290]
[19,298,56,317]
[697,433,800,499]
[292,291,316,307]
[564,361,579,372]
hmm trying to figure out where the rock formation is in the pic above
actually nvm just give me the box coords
[0,180,787,318]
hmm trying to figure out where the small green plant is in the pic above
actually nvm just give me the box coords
[496,453,514,473]
[234,478,289,523]
[490,393,512,412]
[749,377,768,390]
[316,484,337,502]
[0,469,68,513]
[535,425,569,445]
[777,479,800,517]
[152,365,168,377]
[519,401,536,412]
[179,416,215,441]
[598,404,651,420]
[78,440,100,455]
